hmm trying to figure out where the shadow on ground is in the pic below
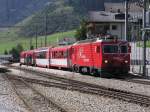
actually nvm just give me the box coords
[0,68,11,73]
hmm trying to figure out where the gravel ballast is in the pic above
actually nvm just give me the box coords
[12,63,150,97]
[32,84,150,112]
[8,64,150,111]
[0,73,29,112]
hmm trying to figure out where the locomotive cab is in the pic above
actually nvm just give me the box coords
[71,37,130,76]
[102,41,130,74]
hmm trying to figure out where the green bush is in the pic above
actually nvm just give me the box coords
[9,44,24,62]
[75,20,87,40]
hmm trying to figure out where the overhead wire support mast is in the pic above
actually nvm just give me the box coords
[125,0,129,41]
[142,0,147,77]
[45,13,48,47]
[35,25,38,49]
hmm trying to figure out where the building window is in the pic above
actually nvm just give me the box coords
[104,25,110,30]
[112,25,117,30]
[134,26,137,30]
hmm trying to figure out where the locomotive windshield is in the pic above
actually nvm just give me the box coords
[103,45,118,53]
[120,45,128,53]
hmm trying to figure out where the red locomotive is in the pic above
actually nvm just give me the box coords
[71,38,130,74]
[20,37,131,76]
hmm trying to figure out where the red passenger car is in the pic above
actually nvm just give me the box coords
[20,51,26,65]
[34,48,50,68]
[71,38,130,75]
[26,50,35,66]
[20,50,35,66]
[50,46,72,68]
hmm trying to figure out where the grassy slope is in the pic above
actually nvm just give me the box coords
[0,1,83,54]
[0,30,75,54]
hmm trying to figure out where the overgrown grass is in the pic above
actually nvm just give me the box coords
[0,30,76,54]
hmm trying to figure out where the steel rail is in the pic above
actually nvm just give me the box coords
[2,74,34,112]
[12,65,150,86]
[5,67,150,107]
[4,73,70,112]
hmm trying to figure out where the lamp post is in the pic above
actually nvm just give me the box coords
[142,0,147,76]
[45,13,48,47]
[125,0,129,41]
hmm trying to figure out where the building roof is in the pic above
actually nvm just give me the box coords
[88,11,142,23]
[88,11,124,23]
[104,2,143,13]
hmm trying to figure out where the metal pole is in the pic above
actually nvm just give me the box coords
[45,14,48,47]
[35,25,38,49]
[30,37,32,50]
[143,0,147,76]
[125,0,129,41]
[41,38,43,47]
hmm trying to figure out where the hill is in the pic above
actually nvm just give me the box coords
[0,0,51,26]
[0,0,126,54]
[0,30,75,54]
[18,0,106,37]
[0,0,124,26]
[18,0,126,37]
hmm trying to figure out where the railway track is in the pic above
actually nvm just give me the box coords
[18,66,150,86]
[112,74,150,86]
[6,64,150,86]
[5,66,150,107]
[7,65,150,86]
[125,79,150,85]
[3,73,70,112]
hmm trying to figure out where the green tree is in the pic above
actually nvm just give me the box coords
[9,44,24,62]
[4,50,8,55]
[16,44,24,53]
[30,45,34,50]
[75,20,87,41]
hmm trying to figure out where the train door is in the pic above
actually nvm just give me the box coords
[94,43,101,67]
[70,46,77,66]
[24,54,28,65]
[32,53,36,66]
[67,47,73,68]
[27,54,32,65]
[49,48,51,68]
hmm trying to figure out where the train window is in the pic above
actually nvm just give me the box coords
[55,51,58,58]
[36,53,40,58]
[64,51,67,58]
[58,51,62,58]
[103,45,118,53]
[120,46,128,53]
[52,52,54,58]
[54,52,56,58]
[42,52,46,58]
[61,51,64,58]
[37,51,46,59]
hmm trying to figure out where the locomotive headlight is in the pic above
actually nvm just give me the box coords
[125,60,128,63]
[104,60,108,64]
